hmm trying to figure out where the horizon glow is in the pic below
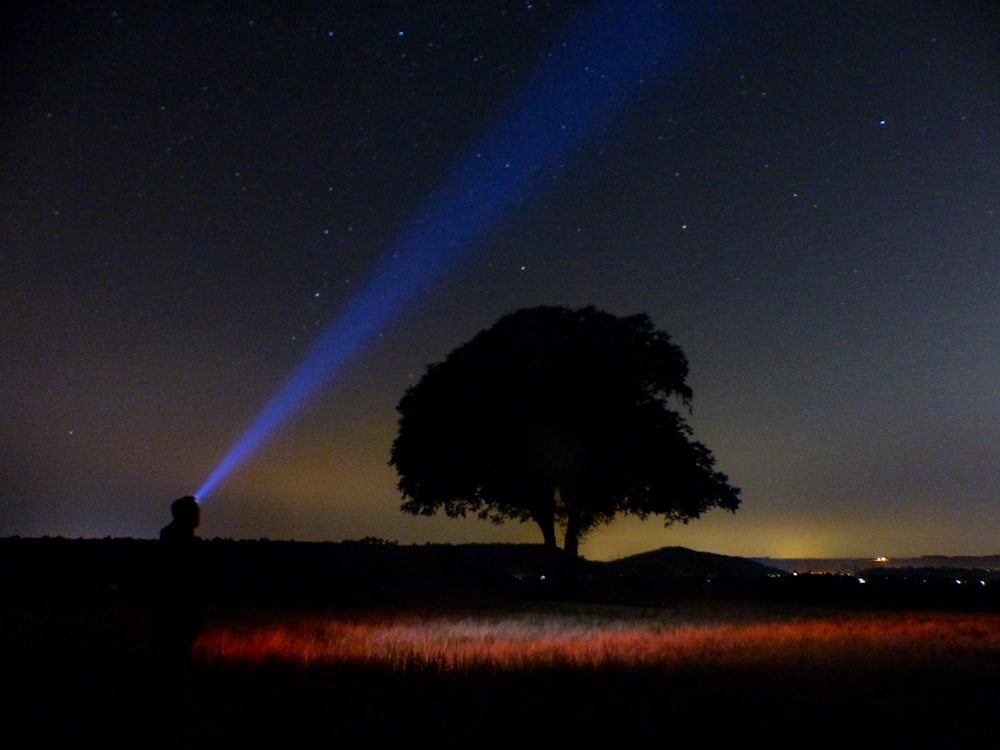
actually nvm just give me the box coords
[196,3,683,501]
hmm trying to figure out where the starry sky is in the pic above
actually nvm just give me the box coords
[2,1,998,560]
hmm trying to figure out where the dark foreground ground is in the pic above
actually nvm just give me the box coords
[4,538,1000,748]
[7,590,1000,749]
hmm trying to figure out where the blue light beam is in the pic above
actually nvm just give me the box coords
[196,3,682,500]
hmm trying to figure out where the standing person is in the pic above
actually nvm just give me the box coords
[150,495,207,666]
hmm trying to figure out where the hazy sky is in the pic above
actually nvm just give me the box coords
[3,1,997,559]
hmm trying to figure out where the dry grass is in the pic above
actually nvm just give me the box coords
[7,595,1000,747]
[195,605,1000,675]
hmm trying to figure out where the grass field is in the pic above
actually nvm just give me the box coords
[5,590,1000,749]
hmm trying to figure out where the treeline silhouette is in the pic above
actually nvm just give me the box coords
[0,537,777,605]
[4,536,1000,610]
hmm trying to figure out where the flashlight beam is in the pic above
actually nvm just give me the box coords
[196,3,682,500]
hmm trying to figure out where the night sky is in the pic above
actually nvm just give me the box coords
[3,1,997,560]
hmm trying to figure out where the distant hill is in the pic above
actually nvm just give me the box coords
[0,537,784,602]
[603,546,786,582]
[10,538,1000,609]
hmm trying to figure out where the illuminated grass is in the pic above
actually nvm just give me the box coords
[195,607,1000,674]
[9,596,1000,747]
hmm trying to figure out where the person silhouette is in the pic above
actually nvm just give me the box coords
[150,495,207,666]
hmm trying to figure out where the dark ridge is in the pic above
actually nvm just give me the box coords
[0,537,779,605]
[602,545,786,581]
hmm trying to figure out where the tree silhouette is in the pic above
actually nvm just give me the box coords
[391,306,740,557]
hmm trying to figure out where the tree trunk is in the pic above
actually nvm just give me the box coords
[563,508,582,558]
[531,488,557,549]
[534,512,557,549]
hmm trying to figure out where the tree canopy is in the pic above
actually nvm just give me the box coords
[390,305,740,557]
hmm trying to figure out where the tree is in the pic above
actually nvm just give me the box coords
[390,305,740,557]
